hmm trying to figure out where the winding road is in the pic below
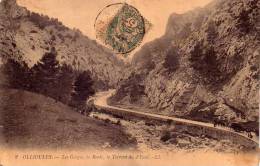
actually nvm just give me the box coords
[93,90,259,145]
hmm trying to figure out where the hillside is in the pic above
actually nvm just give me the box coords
[0,88,136,149]
[0,0,126,89]
[111,0,259,125]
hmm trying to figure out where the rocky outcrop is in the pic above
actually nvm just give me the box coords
[0,0,126,89]
[112,0,259,124]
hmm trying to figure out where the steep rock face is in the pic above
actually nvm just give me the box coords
[0,0,126,89]
[112,0,259,123]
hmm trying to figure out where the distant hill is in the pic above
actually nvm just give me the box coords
[0,0,126,90]
[112,0,259,124]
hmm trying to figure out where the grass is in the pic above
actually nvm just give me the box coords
[0,88,136,150]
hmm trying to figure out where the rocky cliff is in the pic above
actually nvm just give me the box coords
[0,0,126,89]
[111,0,259,124]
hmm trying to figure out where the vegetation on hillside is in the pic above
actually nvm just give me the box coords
[3,47,95,114]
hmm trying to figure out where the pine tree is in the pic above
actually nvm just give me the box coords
[206,21,218,44]
[3,58,30,89]
[189,41,204,70]
[70,71,95,112]
[204,46,222,82]
[56,64,74,104]
[31,47,60,98]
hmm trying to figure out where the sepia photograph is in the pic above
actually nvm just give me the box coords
[0,0,259,165]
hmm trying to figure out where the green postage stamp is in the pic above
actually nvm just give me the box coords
[95,3,150,54]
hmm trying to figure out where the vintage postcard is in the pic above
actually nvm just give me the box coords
[0,0,259,166]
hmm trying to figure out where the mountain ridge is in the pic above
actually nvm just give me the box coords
[111,0,259,125]
[0,0,126,89]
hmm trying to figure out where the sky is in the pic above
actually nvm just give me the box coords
[17,0,212,58]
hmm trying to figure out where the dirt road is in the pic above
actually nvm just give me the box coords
[93,90,259,145]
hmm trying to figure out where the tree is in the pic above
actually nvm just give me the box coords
[236,9,251,33]
[31,47,60,98]
[203,46,221,81]
[3,58,30,89]
[70,71,95,113]
[56,64,74,104]
[189,41,204,70]
[206,21,218,44]
[189,41,221,83]
[163,46,179,72]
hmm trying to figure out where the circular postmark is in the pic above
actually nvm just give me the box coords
[95,3,146,54]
